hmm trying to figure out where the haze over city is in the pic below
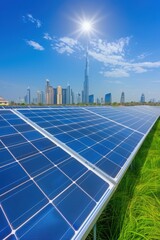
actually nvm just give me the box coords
[0,0,160,102]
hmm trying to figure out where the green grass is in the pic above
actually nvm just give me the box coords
[87,120,160,240]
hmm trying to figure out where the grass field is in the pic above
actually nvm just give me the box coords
[87,120,160,240]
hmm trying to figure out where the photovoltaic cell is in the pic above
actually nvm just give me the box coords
[16,204,74,240]
[17,107,149,179]
[0,109,111,240]
[53,184,96,231]
[0,207,12,239]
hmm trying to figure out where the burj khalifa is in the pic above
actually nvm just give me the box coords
[83,50,89,104]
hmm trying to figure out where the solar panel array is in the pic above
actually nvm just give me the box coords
[0,106,159,239]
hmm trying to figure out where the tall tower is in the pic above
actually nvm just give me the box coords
[66,84,71,104]
[46,79,54,104]
[83,50,89,104]
[57,86,62,105]
[27,87,31,104]
[140,93,145,103]
[120,92,125,104]
[45,79,50,104]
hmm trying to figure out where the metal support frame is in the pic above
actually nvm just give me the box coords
[93,224,97,240]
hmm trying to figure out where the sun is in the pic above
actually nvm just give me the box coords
[81,20,93,33]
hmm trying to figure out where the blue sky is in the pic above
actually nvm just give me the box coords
[0,0,160,102]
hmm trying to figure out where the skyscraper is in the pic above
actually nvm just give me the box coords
[48,86,54,104]
[37,91,45,104]
[66,84,71,104]
[140,93,145,103]
[46,79,54,104]
[89,94,94,104]
[53,88,57,104]
[57,86,62,105]
[120,92,125,104]
[62,88,67,105]
[71,89,75,104]
[105,93,112,104]
[27,87,31,104]
[83,50,89,104]
[46,79,50,104]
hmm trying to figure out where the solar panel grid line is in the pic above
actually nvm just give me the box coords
[73,177,114,240]
[12,182,110,239]
[5,200,74,240]
[16,108,144,182]
[0,111,77,238]
[1,106,159,239]
[3,108,153,184]
[14,110,119,184]
[13,109,116,185]
[0,205,13,238]
[128,106,159,117]
[0,156,77,238]
[0,134,80,202]
[113,114,159,183]
[86,107,159,134]
[84,107,145,135]
[7,110,115,236]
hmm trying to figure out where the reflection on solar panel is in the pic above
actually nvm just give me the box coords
[1,106,159,239]
[0,109,112,239]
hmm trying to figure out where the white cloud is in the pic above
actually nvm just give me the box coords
[50,35,160,78]
[23,14,41,28]
[26,40,44,51]
[138,52,151,60]
[60,37,78,46]
[103,69,129,78]
[44,33,52,40]
[52,37,81,55]
[52,43,74,55]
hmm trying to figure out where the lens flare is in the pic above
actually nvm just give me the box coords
[81,21,92,33]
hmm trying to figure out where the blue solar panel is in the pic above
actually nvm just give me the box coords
[0,148,15,166]
[1,133,27,147]
[0,207,12,239]
[0,109,111,239]
[53,184,96,231]
[17,107,148,179]
[16,204,74,240]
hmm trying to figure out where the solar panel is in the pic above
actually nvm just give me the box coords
[0,109,112,240]
[17,107,150,181]
[1,106,159,239]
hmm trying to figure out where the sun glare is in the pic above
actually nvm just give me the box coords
[81,21,92,33]
[69,13,102,39]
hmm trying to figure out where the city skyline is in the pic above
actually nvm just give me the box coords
[1,0,160,102]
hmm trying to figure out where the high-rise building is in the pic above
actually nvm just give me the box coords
[66,84,71,104]
[105,93,112,104]
[62,88,67,105]
[46,79,50,104]
[48,86,54,104]
[140,93,145,103]
[89,94,94,104]
[57,86,62,105]
[37,91,45,104]
[46,79,54,104]
[27,87,31,104]
[83,50,89,104]
[37,91,41,104]
[71,89,75,104]
[53,88,57,104]
[120,92,125,104]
